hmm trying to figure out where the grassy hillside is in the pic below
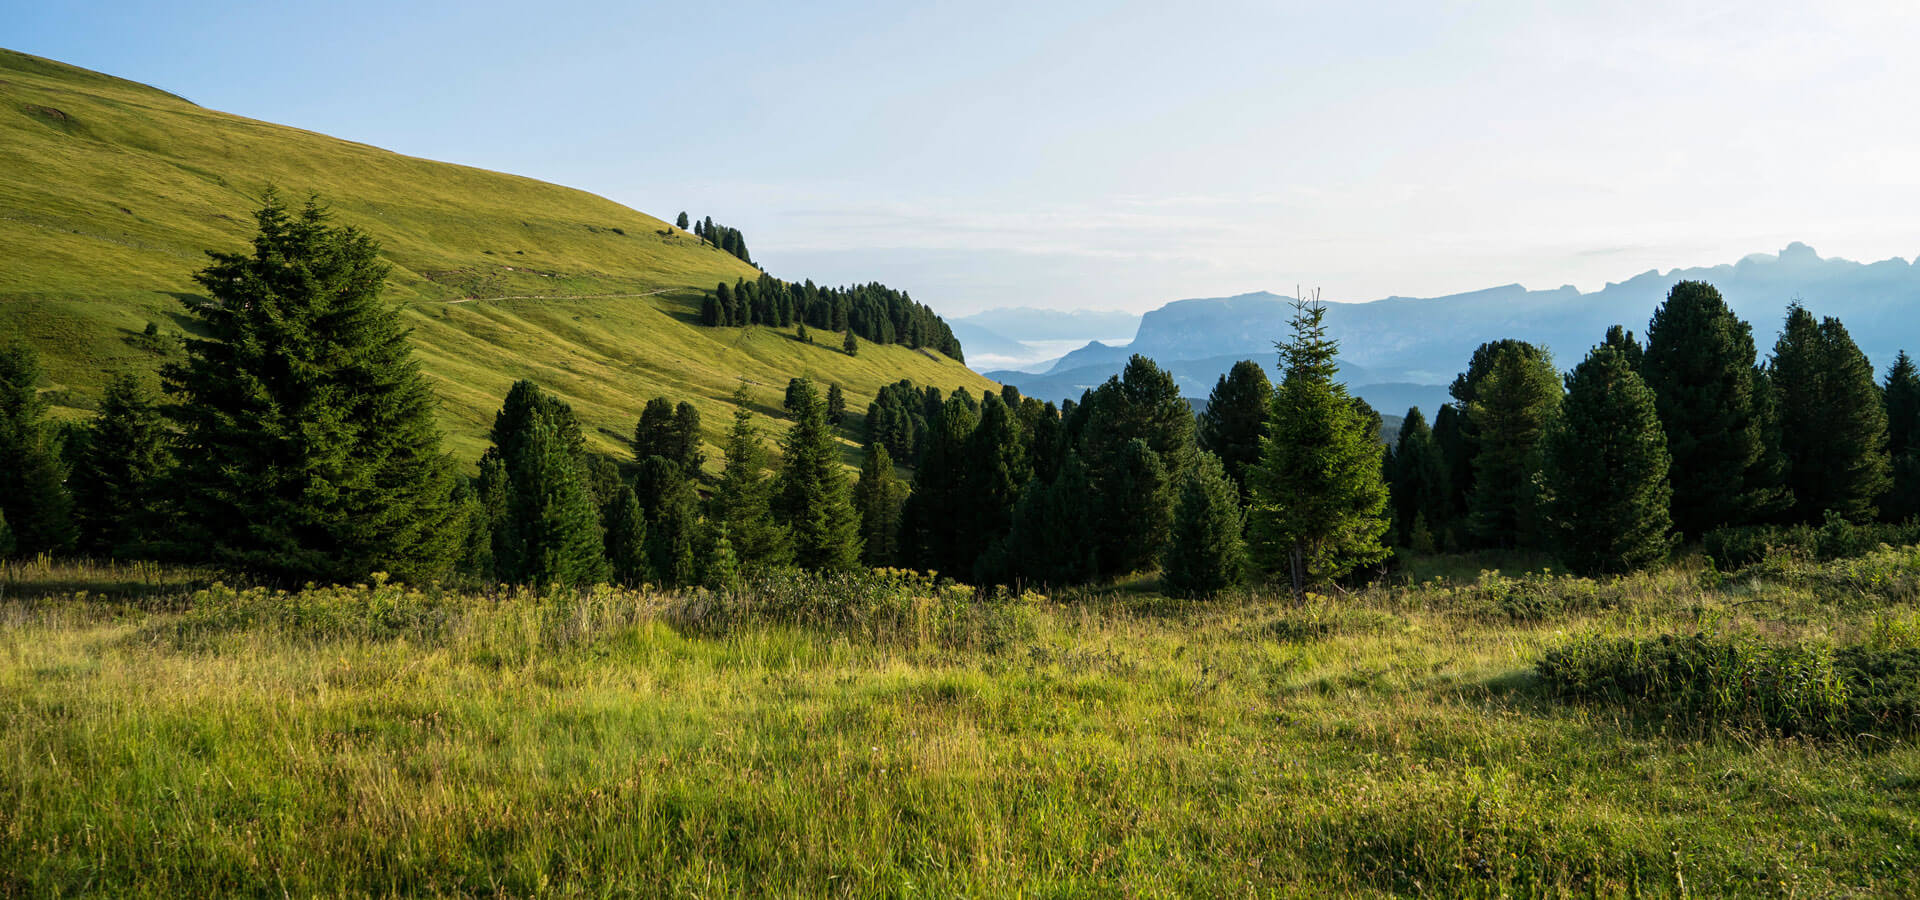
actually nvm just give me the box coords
[2,554,1916,895]
[0,48,995,462]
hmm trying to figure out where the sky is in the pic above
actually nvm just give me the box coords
[10,0,1920,315]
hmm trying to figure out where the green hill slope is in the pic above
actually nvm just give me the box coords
[0,49,995,463]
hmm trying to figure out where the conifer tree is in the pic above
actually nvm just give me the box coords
[797,322,811,344]
[1542,343,1673,574]
[1163,451,1245,598]
[670,402,704,473]
[0,507,12,558]
[1389,407,1448,548]
[676,211,690,229]
[1603,325,1644,372]
[1465,343,1561,549]
[902,391,979,573]
[844,331,859,356]
[0,343,76,557]
[712,390,789,567]
[636,455,698,586]
[1884,350,1920,521]
[1247,299,1390,597]
[69,373,173,558]
[1429,402,1470,550]
[634,398,678,465]
[602,485,649,586]
[772,378,862,570]
[1642,280,1784,537]
[853,443,907,567]
[826,383,846,426]
[1769,303,1891,523]
[483,381,609,585]
[703,526,742,592]
[700,294,722,327]
[164,193,457,582]
[958,393,1028,578]
[452,475,495,581]
[1197,359,1274,503]
[1075,355,1195,579]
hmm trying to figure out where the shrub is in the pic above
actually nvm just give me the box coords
[675,568,1036,651]
[1441,570,1626,622]
[1703,515,1920,569]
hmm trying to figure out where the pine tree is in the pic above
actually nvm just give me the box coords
[1542,343,1673,574]
[1076,355,1196,580]
[703,526,742,592]
[601,485,650,586]
[0,343,75,557]
[712,390,790,567]
[1884,351,1920,521]
[700,294,722,327]
[902,391,978,573]
[482,381,609,586]
[1389,407,1448,548]
[958,392,1028,579]
[1430,402,1470,550]
[69,373,173,558]
[1769,303,1891,523]
[1247,298,1390,597]
[1196,359,1273,503]
[1163,451,1245,598]
[844,331,859,357]
[451,475,494,581]
[796,322,811,344]
[853,443,907,567]
[633,398,677,464]
[636,455,698,586]
[670,402,704,473]
[1603,325,1645,372]
[1642,280,1784,537]
[826,383,846,426]
[163,192,457,582]
[676,211,690,230]
[772,378,862,570]
[1465,343,1562,549]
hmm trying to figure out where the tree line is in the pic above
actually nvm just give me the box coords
[699,274,964,361]
[676,212,753,266]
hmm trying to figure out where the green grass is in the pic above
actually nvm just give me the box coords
[3,557,1917,896]
[0,48,997,462]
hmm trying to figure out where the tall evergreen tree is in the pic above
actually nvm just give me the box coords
[602,485,650,586]
[1464,343,1562,549]
[163,193,457,582]
[711,390,789,567]
[1603,325,1645,372]
[676,211,690,230]
[482,381,609,586]
[1642,280,1784,537]
[772,378,862,570]
[633,398,680,466]
[826,383,847,426]
[902,391,979,574]
[853,443,907,567]
[1541,343,1673,574]
[670,402,704,473]
[1884,350,1920,521]
[69,373,173,558]
[1197,359,1274,503]
[0,343,75,557]
[1388,407,1447,549]
[1769,303,1891,523]
[1163,451,1245,598]
[958,393,1028,579]
[636,455,698,586]
[1247,299,1390,597]
[1429,402,1470,550]
[843,331,859,357]
[1075,355,1195,580]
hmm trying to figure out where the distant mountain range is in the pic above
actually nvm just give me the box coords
[987,243,1920,417]
[951,308,1140,371]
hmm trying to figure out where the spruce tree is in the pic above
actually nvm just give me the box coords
[958,392,1028,579]
[712,390,790,567]
[902,391,979,573]
[772,378,862,570]
[1429,402,1470,550]
[1196,359,1273,503]
[703,526,742,592]
[1247,299,1389,596]
[1542,343,1673,574]
[826,383,846,426]
[636,455,698,586]
[797,322,811,344]
[844,331,859,357]
[1642,280,1784,537]
[700,294,722,327]
[0,343,76,557]
[1389,407,1448,548]
[164,193,457,582]
[483,381,609,586]
[676,211,690,230]
[634,398,678,464]
[1465,343,1561,549]
[853,443,908,567]
[452,475,495,581]
[1076,355,1196,580]
[1884,351,1920,521]
[1769,303,1891,523]
[1603,325,1645,372]
[670,402,704,473]
[602,485,649,586]
[1163,451,1245,598]
[70,373,173,558]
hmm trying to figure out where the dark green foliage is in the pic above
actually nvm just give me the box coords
[1388,407,1449,549]
[1642,281,1785,538]
[702,527,742,592]
[826,383,846,426]
[699,294,722,327]
[1163,451,1245,598]
[0,343,75,557]
[1541,343,1673,574]
[843,331,858,357]
[902,391,979,575]
[864,379,938,464]
[997,451,1097,587]
[772,378,862,571]
[633,398,702,474]
[712,391,789,568]
[1602,325,1644,371]
[1885,351,1920,521]
[1070,356,1195,581]
[1769,303,1891,523]
[958,393,1028,580]
[602,485,649,586]
[636,456,698,587]
[796,322,810,344]
[1702,516,1920,569]
[675,211,690,230]
[0,507,11,557]
[1464,342,1561,549]
[689,216,753,265]
[1247,300,1390,595]
[853,443,908,568]
[451,475,494,581]
[1196,359,1273,503]
[1539,632,1920,739]
[1429,403,1470,551]
[482,381,609,586]
[163,193,458,582]
[696,273,966,360]
[69,373,173,558]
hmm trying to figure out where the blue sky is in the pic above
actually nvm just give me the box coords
[10,1,1920,314]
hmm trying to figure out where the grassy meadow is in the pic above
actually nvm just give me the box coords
[0,48,996,463]
[3,552,1917,897]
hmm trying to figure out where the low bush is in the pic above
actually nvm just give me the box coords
[1439,570,1626,622]
[1538,631,1920,738]
[1703,514,1920,569]
[674,568,1038,651]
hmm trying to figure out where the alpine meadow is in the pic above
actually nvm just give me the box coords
[6,8,1920,898]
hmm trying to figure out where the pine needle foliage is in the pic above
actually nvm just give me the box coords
[1769,303,1891,523]
[483,380,609,586]
[1541,342,1673,574]
[0,342,75,556]
[69,373,173,558]
[773,378,862,571]
[1197,359,1273,504]
[163,192,458,583]
[1163,451,1245,598]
